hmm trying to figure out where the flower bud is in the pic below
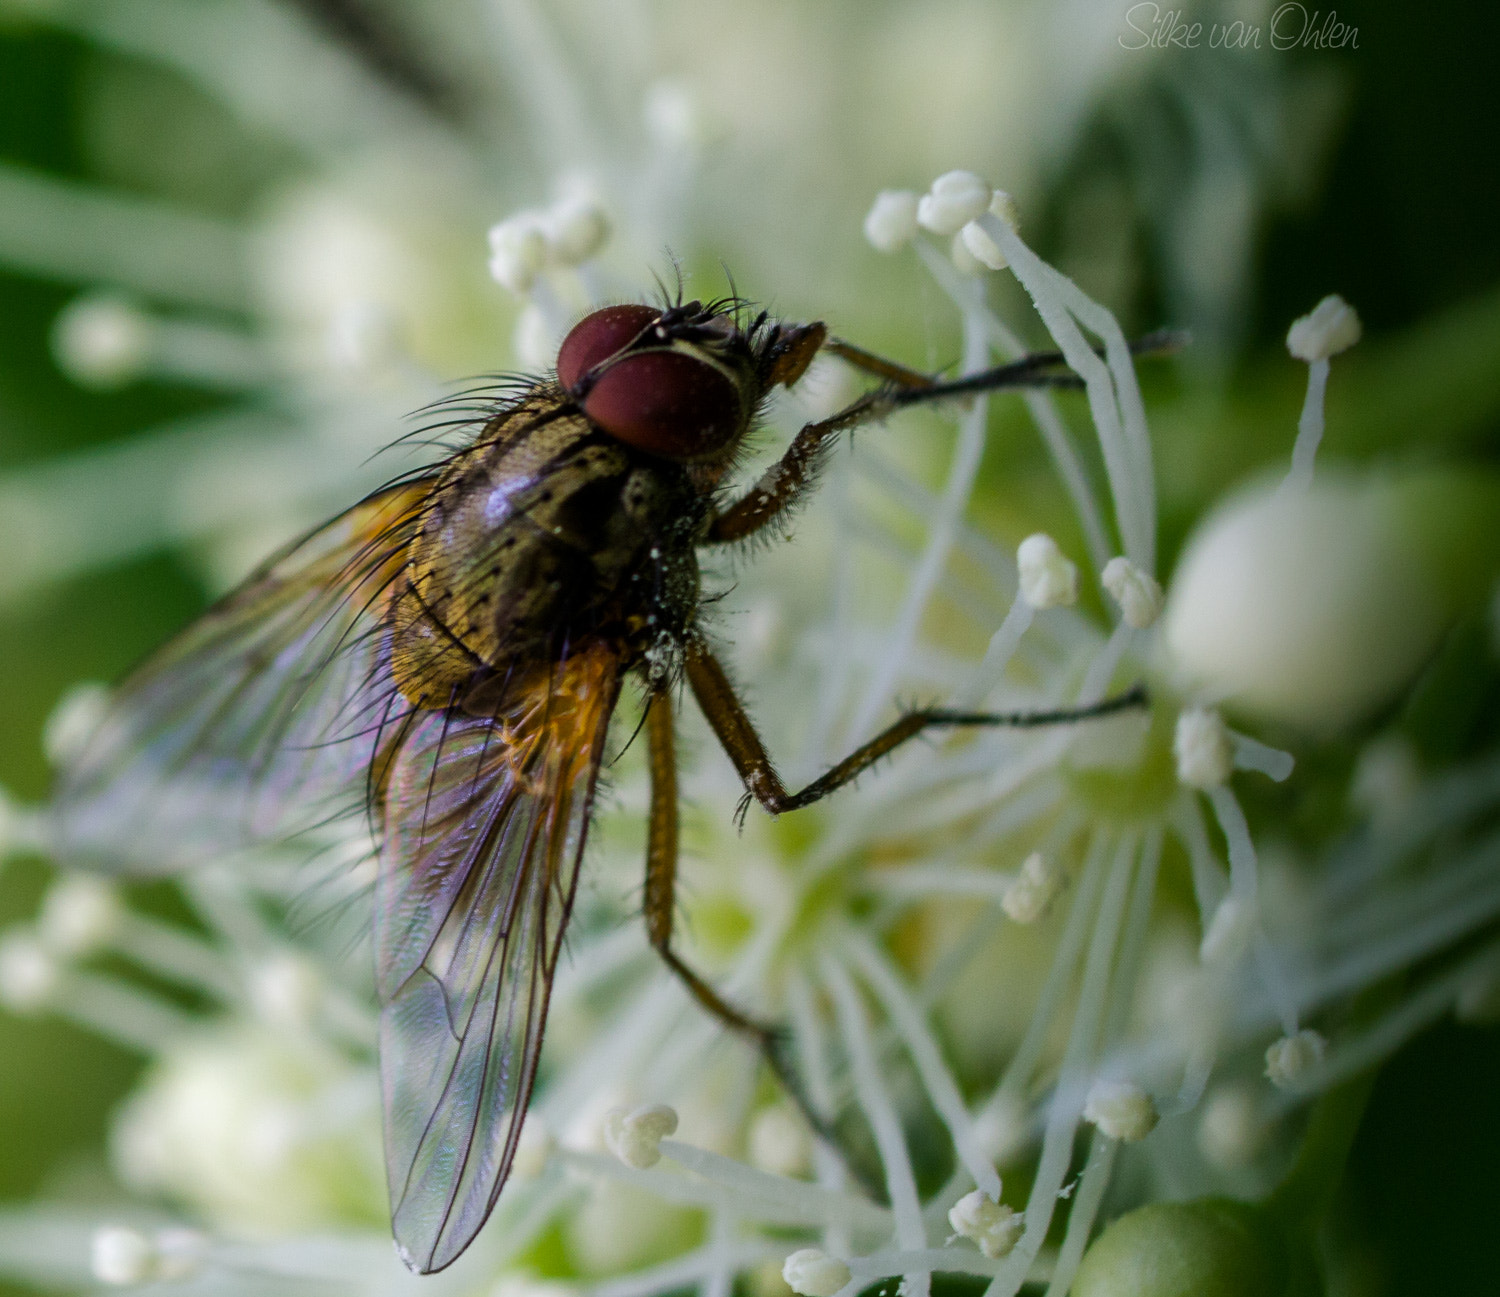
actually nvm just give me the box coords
[1164,471,1500,732]
[1074,1199,1288,1297]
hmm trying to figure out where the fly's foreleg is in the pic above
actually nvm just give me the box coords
[708,330,1182,546]
[706,390,890,544]
[685,639,1146,816]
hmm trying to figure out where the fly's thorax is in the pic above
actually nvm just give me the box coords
[389,392,706,707]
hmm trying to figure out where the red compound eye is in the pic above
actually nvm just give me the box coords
[556,304,661,393]
[580,350,743,459]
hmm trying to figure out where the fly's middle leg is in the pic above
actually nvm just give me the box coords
[684,638,1147,816]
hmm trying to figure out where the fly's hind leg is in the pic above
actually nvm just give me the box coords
[643,685,844,1157]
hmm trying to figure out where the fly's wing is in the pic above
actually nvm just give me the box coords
[376,642,621,1274]
[52,480,434,873]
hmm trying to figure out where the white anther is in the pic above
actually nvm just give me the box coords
[326,299,398,373]
[917,170,991,236]
[950,230,986,276]
[958,190,1020,270]
[1174,707,1233,788]
[248,952,323,1027]
[1286,294,1362,362]
[91,1226,155,1285]
[543,198,610,265]
[1002,852,1065,924]
[782,1249,851,1297]
[748,1104,811,1178]
[1102,556,1164,628]
[948,1189,1023,1258]
[53,295,154,388]
[1198,894,1255,965]
[90,1225,202,1286]
[0,930,59,1012]
[38,874,121,957]
[1265,1028,1326,1088]
[487,214,549,295]
[1349,736,1420,823]
[863,190,920,253]
[1082,1079,1159,1142]
[643,78,705,148]
[1197,1084,1264,1170]
[602,1103,678,1169]
[42,682,110,768]
[1016,533,1079,609]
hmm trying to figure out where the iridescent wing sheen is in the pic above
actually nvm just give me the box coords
[376,642,621,1274]
[52,480,434,873]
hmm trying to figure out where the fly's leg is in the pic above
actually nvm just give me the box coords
[685,639,1146,816]
[708,330,1183,545]
[706,390,891,544]
[643,686,846,1155]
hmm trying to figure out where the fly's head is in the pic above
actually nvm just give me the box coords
[556,300,826,475]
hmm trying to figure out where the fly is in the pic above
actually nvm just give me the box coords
[52,293,1155,1273]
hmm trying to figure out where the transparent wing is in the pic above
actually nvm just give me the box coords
[52,480,434,873]
[376,643,620,1274]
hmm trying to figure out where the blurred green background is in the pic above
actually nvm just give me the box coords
[1,1,1498,1293]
